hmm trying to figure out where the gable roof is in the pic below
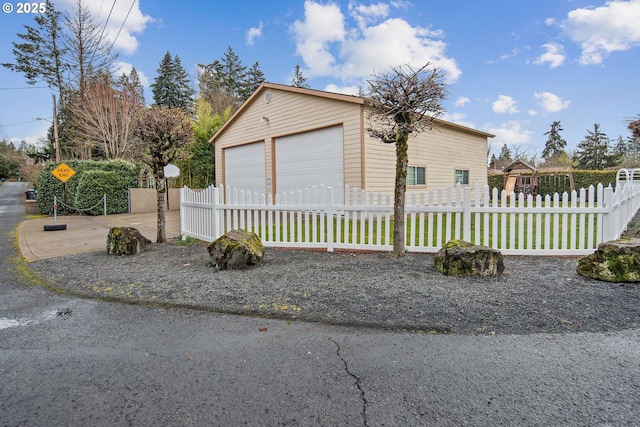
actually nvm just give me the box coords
[210,81,495,142]
[503,159,538,173]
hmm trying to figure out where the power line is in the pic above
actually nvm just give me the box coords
[89,0,117,65]
[98,0,117,44]
[108,0,136,59]
[0,86,49,90]
[3,119,46,127]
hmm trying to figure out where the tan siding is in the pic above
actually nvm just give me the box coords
[215,88,363,194]
[215,84,490,198]
[364,123,489,195]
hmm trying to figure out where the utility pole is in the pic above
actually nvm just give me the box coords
[52,93,60,162]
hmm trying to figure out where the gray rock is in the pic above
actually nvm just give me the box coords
[577,237,640,282]
[207,229,264,270]
[107,226,152,256]
[434,239,504,276]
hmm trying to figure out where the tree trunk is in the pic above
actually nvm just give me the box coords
[393,133,409,257]
[156,173,166,243]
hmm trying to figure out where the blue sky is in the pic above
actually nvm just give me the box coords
[1,0,639,162]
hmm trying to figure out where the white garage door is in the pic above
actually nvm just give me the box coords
[225,142,265,196]
[275,126,344,199]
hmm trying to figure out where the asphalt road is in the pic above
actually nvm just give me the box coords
[1,181,639,426]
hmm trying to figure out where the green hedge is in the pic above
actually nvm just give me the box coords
[36,159,140,215]
[488,170,619,197]
[488,174,503,192]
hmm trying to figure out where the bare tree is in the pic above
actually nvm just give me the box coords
[62,0,117,89]
[628,114,640,139]
[366,63,447,257]
[133,106,194,242]
[68,72,144,160]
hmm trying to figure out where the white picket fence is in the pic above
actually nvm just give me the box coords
[180,180,640,256]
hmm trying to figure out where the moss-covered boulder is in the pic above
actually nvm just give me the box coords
[207,229,264,270]
[107,226,152,256]
[434,239,504,276]
[577,238,640,282]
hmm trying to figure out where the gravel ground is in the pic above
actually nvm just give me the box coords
[27,241,640,335]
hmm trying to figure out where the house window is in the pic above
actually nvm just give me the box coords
[455,169,469,185]
[407,166,426,186]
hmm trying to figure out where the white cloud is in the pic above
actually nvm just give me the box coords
[349,2,389,29]
[324,83,361,95]
[292,0,461,84]
[535,43,566,68]
[442,112,476,129]
[390,0,412,9]
[341,18,460,82]
[492,95,519,114]
[58,0,153,55]
[500,48,520,61]
[247,22,264,46]
[292,1,346,76]
[534,91,570,113]
[484,121,533,147]
[487,48,521,65]
[454,96,470,107]
[562,0,640,64]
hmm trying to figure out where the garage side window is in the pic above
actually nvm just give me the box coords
[455,169,469,185]
[407,166,426,186]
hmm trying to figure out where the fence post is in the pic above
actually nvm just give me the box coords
[463,187,471,242]
[327,187,334,252]
[103,194,107,215]
[179,187,186,240]
[212,186,221,241]
[602,186,614,242]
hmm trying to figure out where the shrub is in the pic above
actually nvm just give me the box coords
[487,169,620,200]
[74,170,130,215]
[36,159,140,215]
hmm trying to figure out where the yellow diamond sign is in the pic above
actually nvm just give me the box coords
[52,163,76,183]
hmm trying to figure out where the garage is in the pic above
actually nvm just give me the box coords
[224,142,265,196]
[275,126,344,200]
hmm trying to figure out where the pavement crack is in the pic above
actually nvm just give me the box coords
[329,337,368,427]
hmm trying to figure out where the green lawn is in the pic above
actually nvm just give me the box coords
[227,208,601,250]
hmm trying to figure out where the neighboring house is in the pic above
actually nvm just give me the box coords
[210,82,494,199]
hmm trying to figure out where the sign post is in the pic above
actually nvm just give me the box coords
[51,163,76,183]
[44,163,76,231]
[52,162,75,214]
[163,163,180,210]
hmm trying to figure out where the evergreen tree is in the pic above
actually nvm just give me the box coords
[575,123,618,170]
[220,46,246,99]
[2,0,66,96]
[151,52,194,111]
[198,46,264,113]
[613,135,628,157]
[243,61,265,100]
[116,67,145,104]
[541,121,567,160]
[498,143,513,167]
[628,135,640,159]
[291,64,309,88]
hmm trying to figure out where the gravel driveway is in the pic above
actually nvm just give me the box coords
[27,241,640,335]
